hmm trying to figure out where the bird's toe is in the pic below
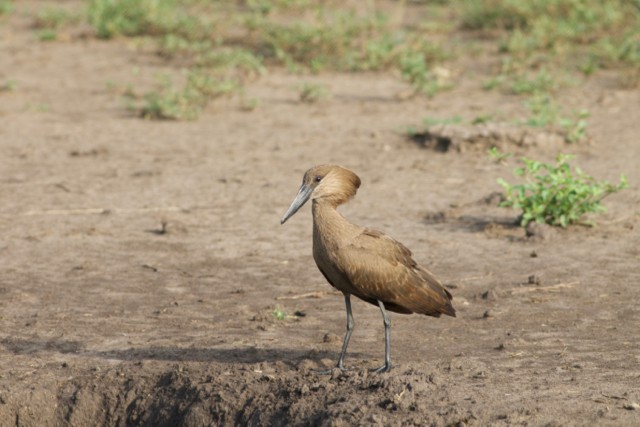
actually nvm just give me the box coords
[369,363,392,374]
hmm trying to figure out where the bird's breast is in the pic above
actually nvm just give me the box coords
[312,223,359,295]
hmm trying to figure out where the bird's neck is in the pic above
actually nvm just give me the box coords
[312,200,359,247]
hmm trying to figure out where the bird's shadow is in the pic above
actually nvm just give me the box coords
[1,337,357,365]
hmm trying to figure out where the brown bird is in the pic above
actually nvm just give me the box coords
[281,165,455,373]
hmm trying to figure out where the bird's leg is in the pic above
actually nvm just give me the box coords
[336,293,355,371]
[313,293,354,375]
[370,300,392,373]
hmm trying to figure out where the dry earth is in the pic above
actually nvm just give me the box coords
[1,2,639,426]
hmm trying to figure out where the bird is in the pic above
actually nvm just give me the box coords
[281,164,455,373]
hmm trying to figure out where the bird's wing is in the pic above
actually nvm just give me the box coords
[337,228,455,317]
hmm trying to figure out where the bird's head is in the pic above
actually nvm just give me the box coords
[281,164,361,224]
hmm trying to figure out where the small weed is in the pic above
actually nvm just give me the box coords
[522,94,590,142]
[482,75,505,91]
[522,94,560,128]
[239,92,260,111]
[399,50,450,97]
[510,68,556,95]
[37,29,57,41]
[498,154,628,227]
[483,63,558,95]
[135,70,239,120]
[0,79,16,92]
[298,82,329,103]
[472,114,494,125]
[87,0,166,38]
[350,35,398,71]
[196,49,265,78]
[580,56,599,76]
[488,147,512,164]
[560,109,590,143]
[272,305,286,321]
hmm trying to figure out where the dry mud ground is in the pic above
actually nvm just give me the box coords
[1,3,640,426]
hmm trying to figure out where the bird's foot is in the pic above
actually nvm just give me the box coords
[369,363,392,374]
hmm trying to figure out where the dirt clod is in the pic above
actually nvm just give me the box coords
[526,221,557,240]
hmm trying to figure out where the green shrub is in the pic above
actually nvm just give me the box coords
[498,154,628,227]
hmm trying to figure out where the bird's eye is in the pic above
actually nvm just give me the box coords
[314,175,322,182]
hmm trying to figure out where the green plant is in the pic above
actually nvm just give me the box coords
[482,75,505,91]
[510,68,556,95]
[498,154,628,227]
[134,70,238,120]
[272,305,286,320]
[298,82,329,103]
[522,94,590,142]
[472,114,495,124]
[398,49,449,97]
[560,109,590,143]
[196,49,265,77]
[0,79,16,91]
[36,29,57,41]
[522,93,561,127]
[240,95,260,111]
[488,147,512,164]
[88,0,159,38]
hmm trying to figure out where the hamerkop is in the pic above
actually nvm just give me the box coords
[281,165,455,373]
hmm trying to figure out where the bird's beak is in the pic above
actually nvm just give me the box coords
[281,183,313,224]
